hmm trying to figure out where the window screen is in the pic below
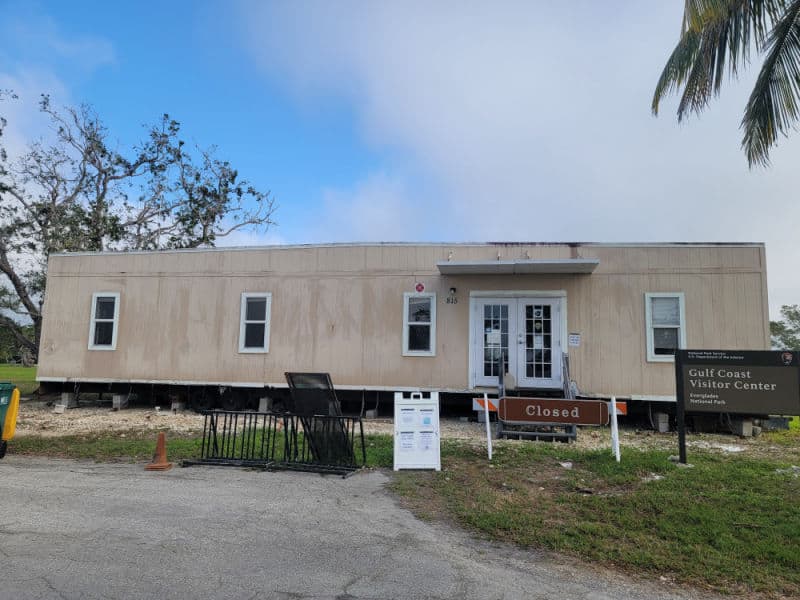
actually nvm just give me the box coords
[646,294,684,361]
[239,293,271,352]
[403,293,435,355]
[89,293,119,350]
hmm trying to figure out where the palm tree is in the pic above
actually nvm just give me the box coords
[652,0,800,166]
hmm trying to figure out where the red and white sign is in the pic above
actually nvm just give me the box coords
[415,283,425,293]
[472,397,498,412]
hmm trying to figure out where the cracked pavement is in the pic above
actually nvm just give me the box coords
[1,457,717,599]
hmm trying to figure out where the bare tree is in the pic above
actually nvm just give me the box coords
[0,92,275,357]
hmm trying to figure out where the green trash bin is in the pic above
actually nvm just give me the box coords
[0,382,18,459]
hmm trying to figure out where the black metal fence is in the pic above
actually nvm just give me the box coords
[285,414,366,475]
[182,410,366,476]
[189,410,286,468]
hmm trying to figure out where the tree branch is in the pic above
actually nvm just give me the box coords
[0,243,40,320]
[0,313,36,353]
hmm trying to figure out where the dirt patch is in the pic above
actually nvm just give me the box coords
[16,402,206,437]
[14,403,492,440]
[14,401,799,462]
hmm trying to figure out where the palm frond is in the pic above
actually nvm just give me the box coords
[653,0,786,117]
[742,0,800,165]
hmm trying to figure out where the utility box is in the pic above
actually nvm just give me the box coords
[61,392,77,408]
[654,412,670,433]
[732,418,754,438]
[112,394,129,410]
[0,383,20,459]
[393,392,440,471]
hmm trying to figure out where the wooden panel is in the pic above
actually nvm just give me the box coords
[37,243,770,398]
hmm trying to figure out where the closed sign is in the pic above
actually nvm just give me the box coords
[499,397,609,425]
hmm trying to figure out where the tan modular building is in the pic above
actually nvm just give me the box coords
[36,242,770,408]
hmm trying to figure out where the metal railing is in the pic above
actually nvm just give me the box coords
[183,410,366,476]
[562,352,575,399]
[282,414,366,475]
[188,410,286,468]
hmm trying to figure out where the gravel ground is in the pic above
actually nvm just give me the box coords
[16,402,207,436]
[14,401,795,461]
[15,402,494,440]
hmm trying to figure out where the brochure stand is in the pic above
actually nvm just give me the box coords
[393,391,441,471]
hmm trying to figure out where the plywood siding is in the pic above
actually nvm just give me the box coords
[38,243,770,398]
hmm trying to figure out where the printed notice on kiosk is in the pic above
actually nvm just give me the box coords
[400,408,416,427]
[418,431,435,451]
[399,431,415,451]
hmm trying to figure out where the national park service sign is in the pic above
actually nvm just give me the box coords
[676,350,800,415]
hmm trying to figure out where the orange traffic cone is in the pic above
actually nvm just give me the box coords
[145,431,173,471]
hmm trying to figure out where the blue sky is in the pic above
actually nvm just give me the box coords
[2,1,799,316]
[1,0,384,242]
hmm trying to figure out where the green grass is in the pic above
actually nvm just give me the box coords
[10,430,204,462]
[0,364,38,395]
[391,441,800,597]
[10,429,396,468]
[364,434,394,467]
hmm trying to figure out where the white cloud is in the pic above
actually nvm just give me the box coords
[0,5,116,160]
[314,172,416,242]
[237,2,800,318]
[2,12,116,74]
[216,227,288,248]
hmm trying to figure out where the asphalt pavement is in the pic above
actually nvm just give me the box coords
[1,457,716,599]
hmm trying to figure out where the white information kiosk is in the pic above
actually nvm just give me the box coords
[393,391,441,471]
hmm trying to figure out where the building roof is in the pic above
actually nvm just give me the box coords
[50,241,765,258]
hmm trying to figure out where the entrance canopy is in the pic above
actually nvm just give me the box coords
[436,258,599,275]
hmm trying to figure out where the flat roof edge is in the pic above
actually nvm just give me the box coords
[49,241,767,258]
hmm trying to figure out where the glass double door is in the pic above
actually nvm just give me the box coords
[472,297,563,389]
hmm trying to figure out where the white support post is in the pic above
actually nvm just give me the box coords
[610,396,620,463]
[483,393,493,461]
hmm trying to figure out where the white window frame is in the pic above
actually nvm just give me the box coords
[239,292,272,353]
[88,292,120,351]
[645,292,686,363]
[402,292,436,357]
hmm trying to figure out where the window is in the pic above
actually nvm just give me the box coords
[239,293,271,353]
[403,292,436,356]
[89,292,120,351]
[645,293,686,362]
